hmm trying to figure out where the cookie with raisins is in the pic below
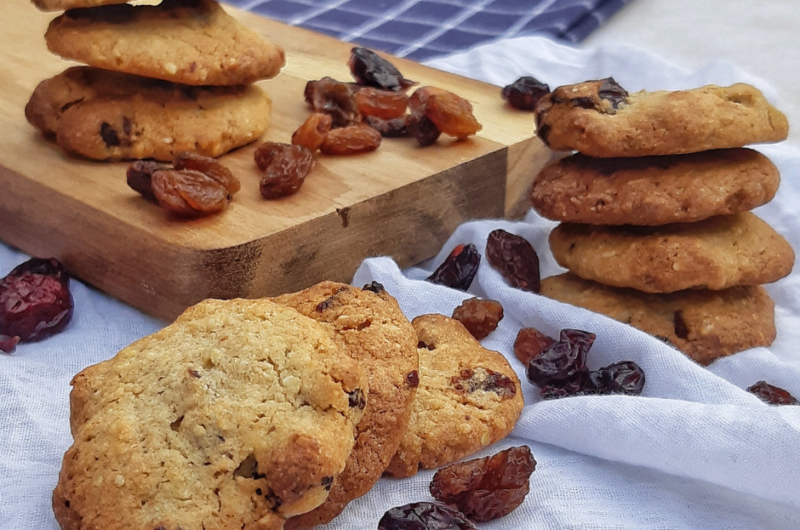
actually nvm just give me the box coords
[271,281,419,530]
[54,298,367,530]
[384,314,524,478]
[540,273,776,365]
[534,79,788,157]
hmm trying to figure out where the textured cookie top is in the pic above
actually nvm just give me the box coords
[46,0,286,86]
[272,281,419,529]
[535,79,789,157]
[532,149,780,225]
[384,314,524,478]
[540,273,776,365]
[32,0,128,12]
[54,298,367,530]
[549,213,795,293]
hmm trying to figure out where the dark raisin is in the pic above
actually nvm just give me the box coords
[430,446,536,522]
[426,243,481,291]
[526,329,594,386]
[0,258,73,342]
[747,381,798,405]
[365,116,408,137]
[321,476,334,490]
[597,77,628,109]
[485,229,540,293]
[348,47,416,92]
[362,281,385,294]
[501,76,550,110]
[378,501,477,530]
[406,112,441,147]
[348,388,366,409]
[99,122,121,147]
[126,160,168,201]
[304,77,361,128]
[451,368,516,399]
[254,142,316,199]
[585,361,645,396]
[513,328,555,365]
[452,297,503,340]
[673,310,689,339]
[406,370,420,387]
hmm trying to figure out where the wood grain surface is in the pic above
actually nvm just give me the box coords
[0,0,551,321]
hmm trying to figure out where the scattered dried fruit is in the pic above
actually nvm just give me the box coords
[255,142,316,199]
[320,123,382,155]
[409,86,448,113]
[513,327,555,365]
[378,502,477,530]
[425,92,482,139]
[126,160,168,201]
[585,361,646,396]
[355,87,409,119]
[747,381,798,405]
[501,76,551,110]
[291,113,333,152]
[526,329,594,387]
[406,111,441,147]
[430,445,536,522]
[349,47,416,92]
[365,116,408,137]
[151,169,231,216]
[452,297,503,340]
[304,76,361,127]
[173,152,241,195]
[485,229,540,293]
[426,243,481,291]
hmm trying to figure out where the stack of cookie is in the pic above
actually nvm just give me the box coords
[26,0,285,161]
[531,79,794,365]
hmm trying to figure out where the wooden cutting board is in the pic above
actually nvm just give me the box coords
[0,0,551,321]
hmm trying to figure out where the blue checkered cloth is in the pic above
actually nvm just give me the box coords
[227,0,631,61]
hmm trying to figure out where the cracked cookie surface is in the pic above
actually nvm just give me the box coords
[53,298,367,530]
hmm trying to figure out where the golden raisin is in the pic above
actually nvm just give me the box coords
[173,151,241,194]
[320,123,382,155]
[409,86,448,113]
[425,92,482,139]
[292,113,333,152]
[355,87,409,119]
[452,297,504,340]
[151,169,231,216]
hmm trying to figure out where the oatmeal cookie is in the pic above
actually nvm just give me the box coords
[26,66,271,161]
[53,298,367,530]
[534,79,788,157]
[32,0,128,12]
[540,273,776,365]
[45,0,286,86]
[549,213,795,293]
[271,281,419,530]
[531,149,780,225]
[384,314,524,478]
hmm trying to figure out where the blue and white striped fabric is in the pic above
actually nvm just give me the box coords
[227,0,631,61]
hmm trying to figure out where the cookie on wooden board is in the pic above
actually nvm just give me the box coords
[54,298,367,530]
[45,0,286,86]
[540,273,776,365]
[26,66,271,161]
[549,213,795,293]
[384,314,524,478]
[271,281,419,530]
[534,79,788,157]
[531,149,780,226]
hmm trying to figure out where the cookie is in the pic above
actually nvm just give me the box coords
[53,298,368,530]
[32,0,128,12]
[26,66,271,161]
[271,281,419,529]
[531,149,780,225]
[384,314,524,478]
[540,273,776,365]
[45,0,286,86]
[549,213,795,293]
[534,79,789,157]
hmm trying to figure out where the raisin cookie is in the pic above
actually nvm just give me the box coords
[26,66,271,161]
[53,298,367,530]
[549,213,795,293]
[531,149,780,225]
[384,314,524,478]
[45,0,286,86]
[534,79,788,157]
[32,0,128,12]
[540,273,776,365]
[271,282,419,530]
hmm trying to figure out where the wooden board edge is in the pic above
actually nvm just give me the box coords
[504,136,554,219]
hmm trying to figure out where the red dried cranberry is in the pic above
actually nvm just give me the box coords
[348,47,416,92]
[501,76,551,110]
[526,329,594,386]
[426,244,481,291]
[747,381,798,405]
[0,258,73,342]
[378,502,477,530]
[485,229,540,293]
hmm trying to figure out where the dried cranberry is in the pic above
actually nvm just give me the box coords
[485,229,540,293]
[526,329,594,386]
[585,361,645,396]
[430,446,536,522]
[514,328,555,365]
[747,381,798,405]
[348,47,416,92]
[378,502,477,530]
[0,258,73,342]
[501,76,551,110]
[452,297,503,340]
[426,244,481,291]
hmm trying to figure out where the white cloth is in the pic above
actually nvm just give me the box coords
[2,36,800,529]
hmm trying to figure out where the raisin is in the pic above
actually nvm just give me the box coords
[409,86,448,113]
[430,446,536,523]
[597,77,628,109]
[319,123,382,155]
[304,77,361,127]
[0,335,20,354]
[673,310,689,339]
[355,87,408,119]
[348,47,416,92]
[747,381,798,405]
[365,116,408,137]
[425,92,482,139]
[362,281,385,294]
[526,329,595,386]
[451,368,516,399]
[173,152,241,195]
[501,76,551,110]
[291,113,332,152]
[585,361,646,396]
[0,258,73,342]
[100,122,121,147]
[426,243,481,291]
[452,297,503,340]
[406,112,441,147]
[151,169,231,216]
[127,160,168,201]
[485,229,540,293]
[254,142,316,199]
[378,502,477,530]
[513,328,555,365]
[348,388,366,409]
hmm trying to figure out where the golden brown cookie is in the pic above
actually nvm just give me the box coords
[32,0,127,12]
[549,213,795,293]
[534,79,789,157]
[45,0,286,86]
[531,149,780,225]
[384,314,524,478]
[53,298,368,530]
[540,273,776,365]
[271,281,419,530]
[26,66,271,161]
